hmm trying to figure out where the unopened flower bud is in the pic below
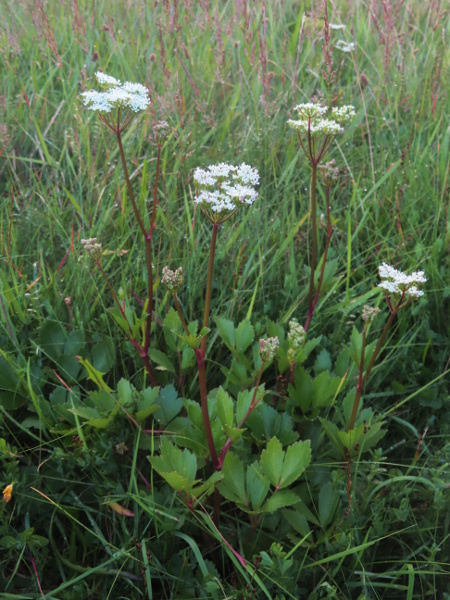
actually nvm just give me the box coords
[161,265,183,292]
[361,305,380,322]
[153,120,170,145]
[288,320,305,351]
[319,159,339,186]
[259,337,279,362]
[81,237,102,259]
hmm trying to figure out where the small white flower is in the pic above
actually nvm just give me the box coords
[233,162,260,186]
[335,40,355,53]
[288,117,343,137]
[378,262,426,300]
[193,162,259,222]
[95,72,121,86]
[330,23,346,30]
[81,73,149,113]
[331,105,356,123]
[294,102,328,119]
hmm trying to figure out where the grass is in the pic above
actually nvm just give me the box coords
[0,0,449,598]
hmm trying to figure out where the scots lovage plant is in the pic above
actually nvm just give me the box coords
[77,76,429,565]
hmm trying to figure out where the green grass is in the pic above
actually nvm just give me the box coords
[0,0,449,598]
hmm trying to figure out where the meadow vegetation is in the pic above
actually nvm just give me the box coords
[0,0,449,598]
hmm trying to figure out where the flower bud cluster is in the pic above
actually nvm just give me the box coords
[161,265,183,293]
[319,159,340,186]
[259,337,279,363]
[81,72,150,113]
[362,305,381,322]
[81,237,102,258]
[152,120,170,145]
[378,263,426,300]
[287,320,306,362]
[193,162,259,222]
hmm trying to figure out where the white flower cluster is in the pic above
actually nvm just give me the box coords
[81,72,150,113]
[193,162,259,219]
[378,262,426,299]
[335,40,355,53]
[287,118,343,137]
[288,101,355,138]
[293,103,328,118]
[331,105,356,122]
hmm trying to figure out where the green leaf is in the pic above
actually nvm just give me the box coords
[247,462,270,511]
[191,471,223,499]
[163,308,182,351]
[88,390,116,413]
[260,437,284,487]
[76,356,112,391]
[150,437,198,491]
[235,319,254,353]
[236,389,253,423]
[312,371,340,409]
[91,339,116,373]
[215,316,236,350]
[218,452,247,505]
[288,366,313,413]
[318,482,339,527]
[262,490,300,513]
[223,424,246,443]
[320,418,346,456]
[154,385,183,425]
[117,378,134,407]
[279,440,311,489]
[148,349,176,373]
[216,387,234,428]
[63,330,85,356]
[348,326,362,367]
[181,347,195,369]
[39,321,65,360]
[343,388,357,426]
[136,386,160,421]
[184,398,203,429]
[314,348,331,374]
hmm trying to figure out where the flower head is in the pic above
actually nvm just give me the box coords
[362,305,381,323]
[193,162,259,223]
[259,337,279,363]
[378,262,426,302]
[161,265,183,293]
[319,159,340,186]
[288,320,306,350]
[287,101,355,163]
[335,40,355,53]
[81,71,149,114]
[81,237,102,259]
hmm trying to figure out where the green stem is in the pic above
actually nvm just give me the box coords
[115,126,158,380]
[347,310,397,431]
[361,310,397,390]
[305,185,333,331]
[201,223,219,354]
[196,223,221,469]
[306,163,318,331]
[173,294,191,336]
